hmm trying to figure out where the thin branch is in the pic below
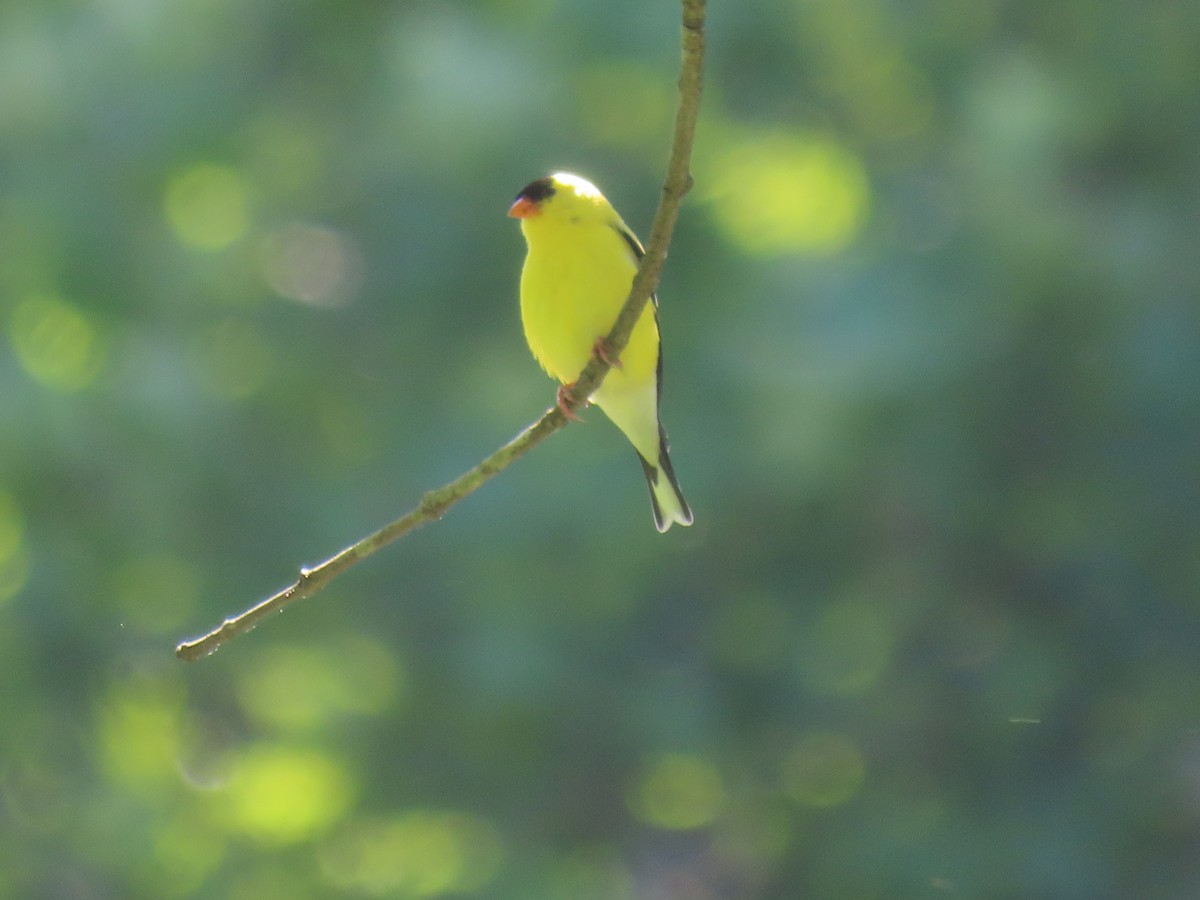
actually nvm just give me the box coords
[176,0,707,662]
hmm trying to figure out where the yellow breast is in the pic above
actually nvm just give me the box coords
[519,218,658,386]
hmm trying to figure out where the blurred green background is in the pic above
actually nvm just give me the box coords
[3,0,1199,897]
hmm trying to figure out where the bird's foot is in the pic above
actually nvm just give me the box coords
[592,336,623,370]
[556,383,585,421]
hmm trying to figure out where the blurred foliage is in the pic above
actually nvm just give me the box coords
[2,0,1199,897]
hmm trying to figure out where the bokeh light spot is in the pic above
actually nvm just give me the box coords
[164,163,250,251]
[9,294,107,391]
[97,673,186,793]
[797,599,894,695]
[715,792,795,868]
[244,113,324,197]
[0,489,29,604]
[260,222,363,308]
[1,756,69,834]
[320,811,503,896]
[226,866,314,900]
[219,745,354,845]
[315,392,384,465]
[629,753,725,830]
[575,62,673,150]
[0,23,67,131]
[235,638,402,731]
[704,131,869,256]
[782,732,866,808]
[151,812,226,898]
[0,545,30,605]
[708,592,796,671]
[543,846,634,900]
[849,53,933,139]
[191,317,275,399]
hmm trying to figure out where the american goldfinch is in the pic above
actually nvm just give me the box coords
[509,172,693,532]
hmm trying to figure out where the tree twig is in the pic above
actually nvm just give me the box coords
[176,0,707,662]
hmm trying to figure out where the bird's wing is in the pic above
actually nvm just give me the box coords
[610,223,658,310]
[610,223,664,403]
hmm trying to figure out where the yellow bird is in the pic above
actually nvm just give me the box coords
[509,172,693,532]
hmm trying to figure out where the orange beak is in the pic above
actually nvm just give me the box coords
[507,196,541,219]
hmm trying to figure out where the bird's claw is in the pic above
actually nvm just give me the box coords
[557,383,585,421]
[592,336,623,370]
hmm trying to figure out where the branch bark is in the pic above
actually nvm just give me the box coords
[176,0,707,662]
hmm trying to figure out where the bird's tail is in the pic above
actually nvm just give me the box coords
[638,427,693,533]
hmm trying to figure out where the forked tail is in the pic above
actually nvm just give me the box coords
[638,427,693,533]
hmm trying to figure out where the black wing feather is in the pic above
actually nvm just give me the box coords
[611,223,662,400]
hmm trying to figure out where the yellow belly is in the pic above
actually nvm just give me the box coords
[519,222,659,388]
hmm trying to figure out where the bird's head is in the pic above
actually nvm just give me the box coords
[508,172,610,223]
